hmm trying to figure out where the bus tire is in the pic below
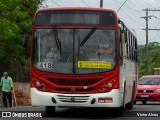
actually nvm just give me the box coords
[45,106,55,116]
[125,100,133,110]
[125,82,135,110]
[122,81,126,109]
[113,81,126,117]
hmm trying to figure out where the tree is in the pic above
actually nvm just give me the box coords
[138,42,160,77]
[0,0,44,76]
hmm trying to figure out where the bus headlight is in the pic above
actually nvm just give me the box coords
[36,81,41,86]
[107,82,113,87]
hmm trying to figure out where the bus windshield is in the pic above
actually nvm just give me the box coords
[32,28,116,74]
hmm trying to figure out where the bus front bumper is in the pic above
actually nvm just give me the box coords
[31,88,122,108]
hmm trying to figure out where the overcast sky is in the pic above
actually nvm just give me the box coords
[42,0,160,45]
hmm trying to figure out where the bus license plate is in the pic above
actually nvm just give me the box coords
[140,94,149,97]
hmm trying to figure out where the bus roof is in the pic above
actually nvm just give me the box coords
[36,7,117,14]
[34,7,118,26]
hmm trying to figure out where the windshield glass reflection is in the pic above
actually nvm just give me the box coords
[32,28,116,74]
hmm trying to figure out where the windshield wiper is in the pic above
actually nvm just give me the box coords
[52,26,62,52]
[77,27,97,57]
[79,27,97,47]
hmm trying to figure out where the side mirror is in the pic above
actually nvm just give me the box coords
[121,33,127,57]
[23,34,30,48]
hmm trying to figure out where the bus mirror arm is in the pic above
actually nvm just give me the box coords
[23,34,30,48]
[118,19,124,32]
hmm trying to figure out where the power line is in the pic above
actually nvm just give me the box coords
[141,0,160,8]
[51,0,61,7]
[142,8,160,30]
[114,1,145,28]
[131,0,147,9]
[114,0,160,33]
[80,0,89,7]
[58,0,83,6]
[117,0,128,12]
[127,0,143,12]
[147,20,160,41]
[134,0,153,8]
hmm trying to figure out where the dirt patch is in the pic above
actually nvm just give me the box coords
[13,82,31,106]
[13,89,31,106]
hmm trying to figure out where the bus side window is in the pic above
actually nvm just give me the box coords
[118,28,123,62]
[119,27,127,65]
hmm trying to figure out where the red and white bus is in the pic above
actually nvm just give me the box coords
[24,7,138,115]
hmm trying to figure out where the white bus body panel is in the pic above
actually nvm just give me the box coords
[120,58,137,105]
[31,88,122,108]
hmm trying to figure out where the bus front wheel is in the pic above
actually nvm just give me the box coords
[45,106,55,116]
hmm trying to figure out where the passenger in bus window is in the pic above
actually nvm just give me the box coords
[46,48,54,58]
[96,42,113,56]
[45,47,60,63]
[44,47,54,62]
[95,41,115,68]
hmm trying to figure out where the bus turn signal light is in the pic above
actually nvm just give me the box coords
[101,87,107,92]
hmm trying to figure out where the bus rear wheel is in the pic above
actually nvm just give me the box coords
[125,82,135,110]
[125,100,133,110]
[45,106,55,116]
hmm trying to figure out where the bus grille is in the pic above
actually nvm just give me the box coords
[54,87,94,93]
[49,78,100,86]
[57,95,89,103]
[48,77,103,93]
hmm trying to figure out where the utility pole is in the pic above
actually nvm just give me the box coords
[141,8,149,75]
[141,8,160,75]
[146,8,149,75]
[100,0,103,8]
[142,9,160,31]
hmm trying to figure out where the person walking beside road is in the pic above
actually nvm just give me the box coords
[0,72,13,108]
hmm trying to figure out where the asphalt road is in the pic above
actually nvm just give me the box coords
[0,102,160,120]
